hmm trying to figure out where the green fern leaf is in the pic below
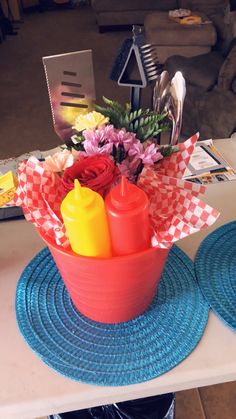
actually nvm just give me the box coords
[137,109,142,117]
[129,122,134,131]
[134,120,139,130]
[124,114,130,125]
[102,96,126,115]
[137,127,145,141]
[138,117,144,127]
[144,116,151,126]
[102,96,113,106]
[94,98,169,140]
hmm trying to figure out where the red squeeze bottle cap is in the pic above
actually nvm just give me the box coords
[110,176,147,210]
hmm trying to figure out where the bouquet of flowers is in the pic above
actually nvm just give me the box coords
[59,96,173,193]
[13,97,219,249]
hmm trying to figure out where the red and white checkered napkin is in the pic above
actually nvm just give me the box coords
[138,134,220,248]
[13,157,69,247]
[157,132,199,178]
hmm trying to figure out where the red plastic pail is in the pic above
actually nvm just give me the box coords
[39,231,170,324]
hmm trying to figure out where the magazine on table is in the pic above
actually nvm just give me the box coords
[183,140,236,184]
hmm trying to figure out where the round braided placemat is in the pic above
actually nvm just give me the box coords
[16,245,209,386]
[195,221,236,332]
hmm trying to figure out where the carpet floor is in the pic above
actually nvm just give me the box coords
[0,5,142,159]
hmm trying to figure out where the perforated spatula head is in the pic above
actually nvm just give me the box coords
[43,50,96,143]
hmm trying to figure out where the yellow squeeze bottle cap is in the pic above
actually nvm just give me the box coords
[74,179,83,201]
[62,180,99,216]
[74,179,95,208]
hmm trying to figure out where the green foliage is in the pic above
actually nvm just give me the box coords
[69,134,85,151]
[159,145,178,158]
[94,96,170,142]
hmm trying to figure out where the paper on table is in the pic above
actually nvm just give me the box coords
[138,134,220,248]
[0,147,62,207]
[189,146,220,171]
[183,140,236,184]
[12,157,69,247]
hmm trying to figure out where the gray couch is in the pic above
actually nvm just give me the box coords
[144,11,217,63]
[163,8,236,139]
[91,0,180,32]
[91,0,226,32]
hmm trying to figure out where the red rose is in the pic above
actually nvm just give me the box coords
[61,155,120,198]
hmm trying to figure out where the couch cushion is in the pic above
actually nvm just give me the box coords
[164,51,224,90]
[194,88,236,139]
[218,44,236,90]
[179,0,225,14]
[145,12,217,46]
[191,0,225,13]
[182,88,236,139]
[92,0,178,13]
[232,78,236,94]
[94,10,160,26]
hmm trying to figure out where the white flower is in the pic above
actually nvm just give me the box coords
[43,149,74,173]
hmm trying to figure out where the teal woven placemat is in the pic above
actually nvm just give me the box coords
[195,221,236,332]
[16,245,209,386]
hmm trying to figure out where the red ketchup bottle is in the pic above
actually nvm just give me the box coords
[105,176,151,256]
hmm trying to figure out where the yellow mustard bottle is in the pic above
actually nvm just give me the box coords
[60,179,112,258]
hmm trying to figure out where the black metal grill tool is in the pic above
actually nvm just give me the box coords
[110,26,160,111]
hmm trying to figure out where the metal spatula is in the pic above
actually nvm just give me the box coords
[43,50,96,143]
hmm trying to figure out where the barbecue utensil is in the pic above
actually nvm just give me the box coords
[43,50,96,143]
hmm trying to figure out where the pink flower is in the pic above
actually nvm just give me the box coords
[117,158,141,182]
[141,143,163,165]
[128,141,144,159]
[82,125,138,156]
[83,125,114,155]
[129,142,163,165]
[43,149,75,173]
[111,128,138,151]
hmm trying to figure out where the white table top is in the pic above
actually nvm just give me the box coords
[1,139,236,419]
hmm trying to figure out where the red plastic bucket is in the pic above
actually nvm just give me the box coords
[39,230,170,324]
